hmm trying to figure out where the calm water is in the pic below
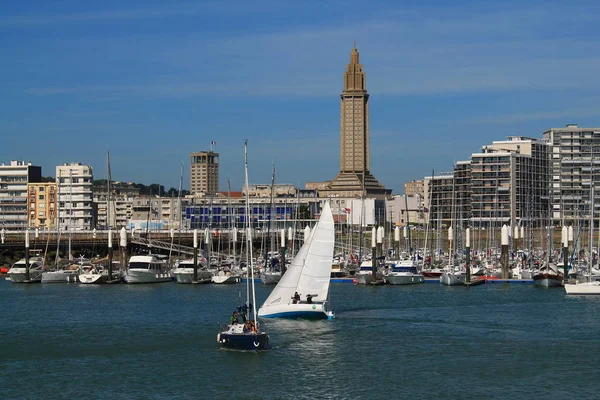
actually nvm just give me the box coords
[2,279,600,400]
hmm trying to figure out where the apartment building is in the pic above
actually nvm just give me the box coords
[470,137,550,228]
[0,160,41,229]
[56,163,94,230]
[27,182,57,228]
[543,124,600,224]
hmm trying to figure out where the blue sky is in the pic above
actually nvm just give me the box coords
[3,0,600,193]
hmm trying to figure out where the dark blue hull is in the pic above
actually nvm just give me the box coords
[218,332,271,351]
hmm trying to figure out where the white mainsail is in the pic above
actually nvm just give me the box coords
[258,202,334,315]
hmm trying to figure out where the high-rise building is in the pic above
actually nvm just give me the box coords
[190,151,219,195]
[0,160,41,229]
[321,45,391,199]
[56,163,94,230]
[27,182,57,228]
[543,124,600,225]
[470,137,550,229]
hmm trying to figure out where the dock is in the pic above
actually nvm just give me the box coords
[424,278,534,284]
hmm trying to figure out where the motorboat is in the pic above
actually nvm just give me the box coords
[7,257,44,283]
[172,259,213,284]
[384,260,424,285]
[123,255,172,284]
[78,263,108,284]
[211,269,241,284]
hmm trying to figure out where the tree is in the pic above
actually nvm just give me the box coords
[297,204,311,220]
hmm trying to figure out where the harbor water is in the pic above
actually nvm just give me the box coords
[2,279,599,399]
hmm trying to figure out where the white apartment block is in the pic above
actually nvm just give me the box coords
[0,160,41,229]
[56,163,94,230]
[543,124,600,225]
[470,137,550,229]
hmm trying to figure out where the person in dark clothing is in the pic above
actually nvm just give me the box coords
[292,292,301,304]
[306,294,313,304]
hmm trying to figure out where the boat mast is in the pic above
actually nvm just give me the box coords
[68,168,73,261]
[244,140,258,326]
[423,169,434,268]
[177,163,184,259]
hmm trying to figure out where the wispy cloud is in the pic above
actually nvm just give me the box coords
[469,106,600,125]
[0,2,280,26]
[16,3,600,99]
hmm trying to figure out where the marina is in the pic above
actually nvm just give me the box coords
[2,278,600,399]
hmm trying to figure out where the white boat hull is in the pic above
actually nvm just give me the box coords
[258,303,333,319]
[565,281,600,295]
[173,269,213,283]
[211,274,241,284]
[533,273,563,287]
[78,273,106,284]
[354,272,383,285]
[42,271,79,283]
[123,269,173,284]
[8,268,42,283]
[440,272,465,286]
[260,272,281,285]
[385,274,424,285]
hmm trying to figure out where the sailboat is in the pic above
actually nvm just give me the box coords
[565,183,600,294]
[217,140,270,351]
[257,201,335,319]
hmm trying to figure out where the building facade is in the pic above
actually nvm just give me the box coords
[543,124,600,225]
[454,161,472,225]
[93,185,140,228]
[423,173,455,228]
[321,45,391,199]
[56,163,94,230]
[190,151,219,195]
[470,137,550,229]
[405,180,424,198]
[129,196,182,229]
[0,160,41,229]
[244,184,297,198]
[27,182,57,228]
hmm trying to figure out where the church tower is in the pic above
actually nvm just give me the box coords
[321,45,391,199]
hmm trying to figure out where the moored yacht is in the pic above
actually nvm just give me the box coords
[440,269,465,286]
[533,262,563,287]
[211,269,241,284]
[78,263,108,284]
[384,260,424,285]
[123,255,172,284]
[172,259,213,284]
[42,260,81,283]
[354,260,383,284]
[564,281,600,295]
[259,269,282,285]
[7,257,44,283]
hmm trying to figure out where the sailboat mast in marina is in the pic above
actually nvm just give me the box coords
[217,140,270,350]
